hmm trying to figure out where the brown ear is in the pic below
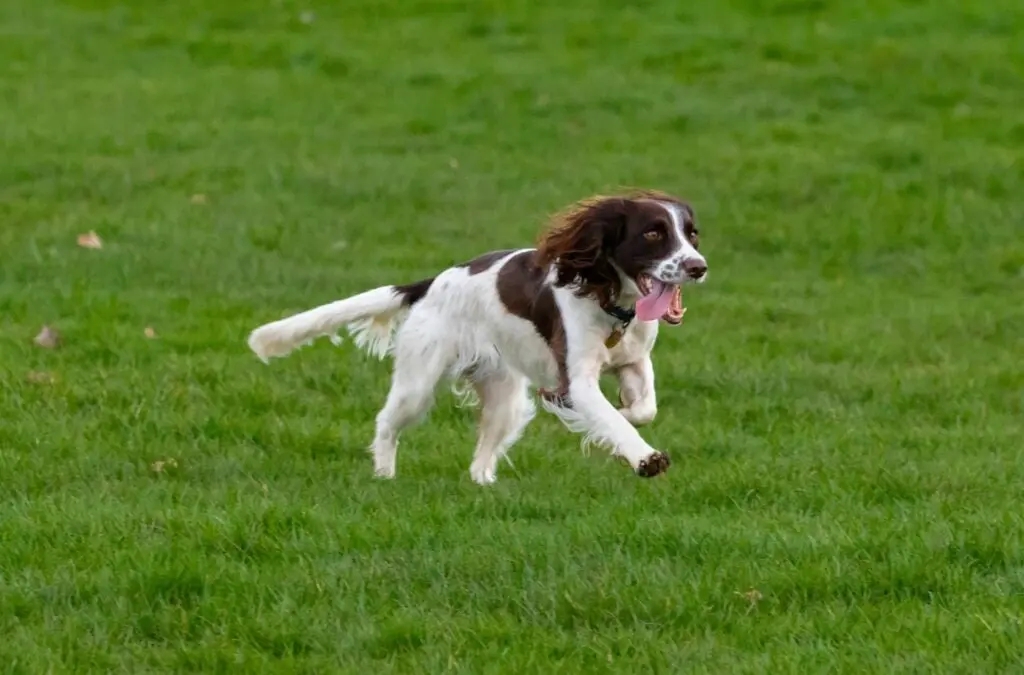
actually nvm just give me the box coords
[535,196,631,305]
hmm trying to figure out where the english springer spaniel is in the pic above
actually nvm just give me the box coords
[248,190,708,484]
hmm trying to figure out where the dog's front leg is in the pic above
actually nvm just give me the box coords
[615,356,657,426]
[564,369,670,478]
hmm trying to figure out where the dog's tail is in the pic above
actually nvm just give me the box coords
[247,279,433,363]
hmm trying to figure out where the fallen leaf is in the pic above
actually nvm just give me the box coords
[26,371,55,384]
[743,588,762,601]
[34,325,61,349]
[735,588,763,613]
[76,231,103,249]
[151,458,179,473]
[144,326,157,339]
[190,193,207,205]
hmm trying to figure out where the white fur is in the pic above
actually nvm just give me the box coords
[247,244,700,485]
[248,286,407,362]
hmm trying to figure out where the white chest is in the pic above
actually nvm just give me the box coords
[605,320,659,369]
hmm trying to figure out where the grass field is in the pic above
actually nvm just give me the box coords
[2,0,1024,671]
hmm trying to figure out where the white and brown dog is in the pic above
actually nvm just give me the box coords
[248,190,707,484]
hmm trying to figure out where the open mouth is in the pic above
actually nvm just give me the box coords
[636,273,685,325]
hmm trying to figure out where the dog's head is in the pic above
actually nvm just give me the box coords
[535,190,707,324]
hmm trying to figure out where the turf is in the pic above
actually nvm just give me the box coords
[2,0,1024,671]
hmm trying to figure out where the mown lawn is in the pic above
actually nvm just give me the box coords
[2,0,1023,671]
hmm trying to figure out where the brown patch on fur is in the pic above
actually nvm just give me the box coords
[459,249,518,275]
[395,250,520,308]
[495,250,569,395]
[684,219,700,250]
[634,188,699,249]
[394,278,434,306]
[534,190,691,307]
[535,196,625,307]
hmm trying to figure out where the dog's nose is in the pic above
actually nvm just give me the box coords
[683,259,707,279]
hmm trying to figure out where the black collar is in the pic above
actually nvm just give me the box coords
[602,303,636,325]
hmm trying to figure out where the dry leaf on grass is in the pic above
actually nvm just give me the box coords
[76,231,103,249]
[26,371,55,384]
[144,326,157,339]
[34,325,61,349]
[151,458,179,473]
[735,588,763,613]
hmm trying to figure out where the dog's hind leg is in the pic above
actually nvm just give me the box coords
[370,325,454,479]
[469,370,534,485]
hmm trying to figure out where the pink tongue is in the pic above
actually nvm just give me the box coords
[635,280,675,321]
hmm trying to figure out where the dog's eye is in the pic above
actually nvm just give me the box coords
[643,229,663,241]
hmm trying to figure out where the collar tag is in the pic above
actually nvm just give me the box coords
[602,301,634,349]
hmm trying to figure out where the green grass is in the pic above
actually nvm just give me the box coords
[2,0,1024,671]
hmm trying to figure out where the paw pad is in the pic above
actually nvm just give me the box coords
[636,452,670,478]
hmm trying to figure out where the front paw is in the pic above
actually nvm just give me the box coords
[636,451,670,478]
